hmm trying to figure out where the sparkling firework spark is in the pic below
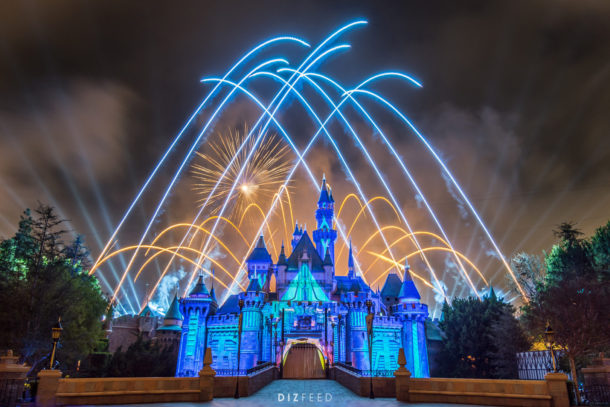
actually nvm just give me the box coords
[191,126,293,218]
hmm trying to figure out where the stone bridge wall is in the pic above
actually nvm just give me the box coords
[395,370,570,407]
[330,366,395,397]
[35,365,276,406]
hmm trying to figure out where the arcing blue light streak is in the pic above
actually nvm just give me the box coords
[250,71,405,283]
[204,72,394,296]
[139,58,294,308]
[92,35,310,307]
[103,19,519,313]
[285,70,479,298]
[193,77,363,303]
[188,45,355,298]
[271,69,453,297]
[151,19,368,304]
[345,88,526,298]
[183,24,368,296]
[113,58,293,305]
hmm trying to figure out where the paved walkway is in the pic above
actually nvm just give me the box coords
[87,379,490,407]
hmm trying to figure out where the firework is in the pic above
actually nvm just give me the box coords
[191,126,293,218]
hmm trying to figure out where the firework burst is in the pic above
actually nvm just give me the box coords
[191,126,293,219]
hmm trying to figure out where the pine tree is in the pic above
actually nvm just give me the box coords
[520,221,610,404]
[436,292,529,379]
[0,204,108,375]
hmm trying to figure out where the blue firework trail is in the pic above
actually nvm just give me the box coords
[91,19,527,313]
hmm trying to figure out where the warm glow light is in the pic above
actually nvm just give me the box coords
[240,183,251,194]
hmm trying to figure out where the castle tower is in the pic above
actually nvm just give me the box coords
[156,294,183,350]
[239,275,265,369]
[312,175,337,265]
[392,260,430,377]
[341,290,374,370]
[176,275,217,377]
[246,236,272,288]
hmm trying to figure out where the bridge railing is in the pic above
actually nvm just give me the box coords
[333,362,395,377]
[215,361,275,377]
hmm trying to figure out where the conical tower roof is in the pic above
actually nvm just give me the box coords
[398,259,421,301]
[277,242,288,265]
[164,294,182,321]
[246,235,272,263]
[189,274,210,297]
[317,175,334,204]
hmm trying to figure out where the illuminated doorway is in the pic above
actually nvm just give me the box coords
[282,340,325,379]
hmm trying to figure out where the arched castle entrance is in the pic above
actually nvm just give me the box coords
[282,339,325,379]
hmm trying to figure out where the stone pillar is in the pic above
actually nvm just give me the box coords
[198,348,215,401]
[545,372,569,407]
[36,370,62,407]
[582,354,610,387]
[0,351,30,407]
[394,348,411,402]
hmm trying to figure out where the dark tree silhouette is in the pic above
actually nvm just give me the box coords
[0,204,108,375]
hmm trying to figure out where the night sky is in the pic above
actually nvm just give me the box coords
[1,1,609,315]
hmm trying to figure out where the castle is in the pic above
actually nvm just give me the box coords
[172,176,431,378]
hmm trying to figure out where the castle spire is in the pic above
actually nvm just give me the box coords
[398,259,421,302]
[318,174,332,205]
[347,240,354,278]
[278,241,287,265]
[256,235,265,248]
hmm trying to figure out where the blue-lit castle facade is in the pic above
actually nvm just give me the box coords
[175,177,431,378]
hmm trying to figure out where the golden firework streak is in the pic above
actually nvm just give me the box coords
[368,248,486,289]
[336,196,401,262]
[90,245,243,290]
[360,228,488,285]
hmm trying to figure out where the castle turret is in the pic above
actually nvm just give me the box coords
[239,277,265,369]
[175,274,217,377]
[340,289,374,370]
[398,260,421,303]
[313,175,337,264]
[156,294,183,350]
[392,260,429,378]
[380,269,402,310]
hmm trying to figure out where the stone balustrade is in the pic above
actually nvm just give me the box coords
[35,348,277,406]
[393,348,569,407]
